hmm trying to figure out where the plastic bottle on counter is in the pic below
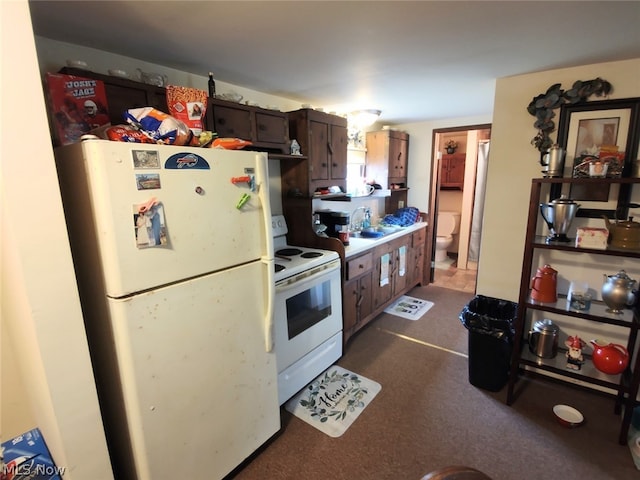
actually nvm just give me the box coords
[208,72,216,98]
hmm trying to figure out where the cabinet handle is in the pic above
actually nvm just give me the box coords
[327,142,333,155]
[356,295,363,308]
[358,263,365,269]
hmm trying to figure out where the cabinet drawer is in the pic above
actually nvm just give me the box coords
[346,252,373,280]
[412,228,426,246]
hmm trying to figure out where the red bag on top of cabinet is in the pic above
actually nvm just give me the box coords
[45,72,110,146]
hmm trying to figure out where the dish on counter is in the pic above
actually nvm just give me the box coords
[216,92,243,103]
[553,404,584,428]
[378,225,401,234]
[66,59,89,69]
[108,69,130,79]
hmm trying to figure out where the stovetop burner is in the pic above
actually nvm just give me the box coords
[272,214,340,282]
[276,248,303,256]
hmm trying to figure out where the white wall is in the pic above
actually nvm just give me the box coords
[1,2,113,478]
[478,58,640,302]
[34,37,304,115]
[395,115,492,213]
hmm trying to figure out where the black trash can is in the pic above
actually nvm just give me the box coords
[459,295,517,392]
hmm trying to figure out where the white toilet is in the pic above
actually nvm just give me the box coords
[435,211,461,262]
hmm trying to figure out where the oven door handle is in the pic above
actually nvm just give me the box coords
[275,261,340,294]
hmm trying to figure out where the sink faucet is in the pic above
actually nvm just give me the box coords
[351,206,371,231]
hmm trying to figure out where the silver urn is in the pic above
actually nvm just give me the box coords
[601,270,638,314]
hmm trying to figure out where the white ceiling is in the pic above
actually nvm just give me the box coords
[28,1,640,125]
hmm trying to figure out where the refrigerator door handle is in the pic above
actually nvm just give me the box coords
[255,153,275,352]
[263,258,275,352]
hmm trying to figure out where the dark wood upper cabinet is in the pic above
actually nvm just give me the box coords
[286,109,348,195]
[441,153,465,189]
[366,129,409,189]
[58,67,168,126]
[206,98,290,153]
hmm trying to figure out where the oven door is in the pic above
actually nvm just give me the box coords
[274,259,342,374]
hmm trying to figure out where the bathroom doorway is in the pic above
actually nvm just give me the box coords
[428,124,491,289]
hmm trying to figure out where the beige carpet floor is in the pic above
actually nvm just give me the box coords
[229,285,639,480]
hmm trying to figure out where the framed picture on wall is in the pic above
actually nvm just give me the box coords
[554,97,640,218]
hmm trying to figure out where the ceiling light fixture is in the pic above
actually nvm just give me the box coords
[349,109,381,128]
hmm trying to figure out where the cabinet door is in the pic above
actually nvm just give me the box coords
[442,154,465,188]
[309,120,329,181]
[343,273,373,340]
[372,243,393,310]
[330,123,348,181]
[103,83,149,125]
[391,236,410,296]
[365,131,390,189]
[255,112,288,144]
[343,277,359,333]
[59,68,168,127]
[388,134,407,181]
[359,274,373,321]
[211,105,252,139]
[409,229,426,286]
[146,89,170,115]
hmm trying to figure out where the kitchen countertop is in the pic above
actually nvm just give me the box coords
[344,222,427,258]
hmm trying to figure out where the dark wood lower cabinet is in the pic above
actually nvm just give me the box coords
[343,253,373,335]
[343,225,427,344]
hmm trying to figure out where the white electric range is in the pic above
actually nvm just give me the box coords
[271,215,343,405]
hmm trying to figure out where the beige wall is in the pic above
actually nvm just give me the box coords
[2,2,113,478]
[478,58,640,302]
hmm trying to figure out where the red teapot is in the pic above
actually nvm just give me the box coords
[589,339,629,375]
[530,264,558,303]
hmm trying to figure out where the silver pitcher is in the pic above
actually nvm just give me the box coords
[539,195,580,243]
[540,144,566,178]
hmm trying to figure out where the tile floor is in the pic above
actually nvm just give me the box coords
[431,259,477,293]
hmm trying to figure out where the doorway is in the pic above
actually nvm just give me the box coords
[427,124,491,290]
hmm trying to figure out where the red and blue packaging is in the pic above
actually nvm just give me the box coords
[1,428,63,480]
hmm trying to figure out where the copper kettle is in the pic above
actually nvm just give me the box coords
[530,264,558,303]
[602,215,640,250]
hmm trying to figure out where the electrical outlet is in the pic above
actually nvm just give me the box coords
[398,200,405,208]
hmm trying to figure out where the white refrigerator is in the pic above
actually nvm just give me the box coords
[55,139,279,479]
